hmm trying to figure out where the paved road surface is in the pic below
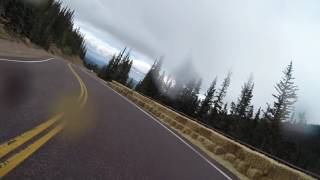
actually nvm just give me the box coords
[0,56,237,180]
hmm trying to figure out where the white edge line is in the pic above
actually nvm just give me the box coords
[78,66,233,180]
[0,57,54,63]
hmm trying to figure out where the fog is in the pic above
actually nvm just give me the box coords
[61,0,320,124]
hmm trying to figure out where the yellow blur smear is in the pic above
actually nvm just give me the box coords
[0,63,89,178]
[0,124,64,178]
[0,113,63,159]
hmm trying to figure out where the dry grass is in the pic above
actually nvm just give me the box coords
[109,81,315,180]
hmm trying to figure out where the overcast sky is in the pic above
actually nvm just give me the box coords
[61,0,320,124]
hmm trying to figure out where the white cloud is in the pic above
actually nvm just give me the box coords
[131,58,151,74]
[74,20,152,74]
[61,0,320,124]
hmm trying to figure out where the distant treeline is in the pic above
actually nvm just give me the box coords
[92,48,320,174]
[0,0,86,59]
[97,48,134,87]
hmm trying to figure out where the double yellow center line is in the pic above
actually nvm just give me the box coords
[0,64,88,178]
[68,64,88,109]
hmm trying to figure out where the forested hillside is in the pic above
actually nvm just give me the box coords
[0,0,86,59]
[133,59,320,175]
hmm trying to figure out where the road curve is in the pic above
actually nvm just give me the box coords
[0,56,237,180]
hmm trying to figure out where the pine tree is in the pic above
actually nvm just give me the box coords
[212,71,232,116]
[265,62,298,123]
[116,50,133,84]
[2,0,86,59]
[235,76,254,118]
[136,57,163,98]
[197,77,217,119]
[0,0,6,16]
[230,102,237,115]
[176,78,202,117]
[247,105,254,119]
[261,62,298,154]
[254,107,261,121]
[221,103,229,115]
[99,54,115,80]
[99,48,132,84]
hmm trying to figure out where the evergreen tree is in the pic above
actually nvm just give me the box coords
[247,105,254,119]
[176,78,202,117]
[254,107,261,121]
[221,103,229,115]
[212,71,232,116]
[0,1,6,16]
[116,50,133,84]
[100,48,132,84]
[261,62,298,155]
[136,58,163,98]
[230,102,237,115]
[265,62,298,123]
[197,77,217,119]
[1,0,86,58]
[235,77,254,118]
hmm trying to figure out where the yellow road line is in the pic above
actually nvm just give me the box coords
[80,79,88,109]
[0,63,89,178]
[68,64,88,108]
[68,64,85,102]
[0,124,64,178]
[0,113,63,159]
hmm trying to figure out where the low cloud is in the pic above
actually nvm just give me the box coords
[62,0,320,124]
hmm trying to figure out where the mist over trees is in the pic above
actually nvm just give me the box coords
[0,0,86,59]
[130,59,320,174]
[175,78,202,117]
[197,77,217,120]
[84,44,319,174]
[136,58,163,98]
[211,72,232,117]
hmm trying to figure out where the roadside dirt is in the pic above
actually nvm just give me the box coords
[0,39,50,58]
[0,38,84,66]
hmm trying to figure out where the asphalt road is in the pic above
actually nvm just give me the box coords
[0,56,237,180]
